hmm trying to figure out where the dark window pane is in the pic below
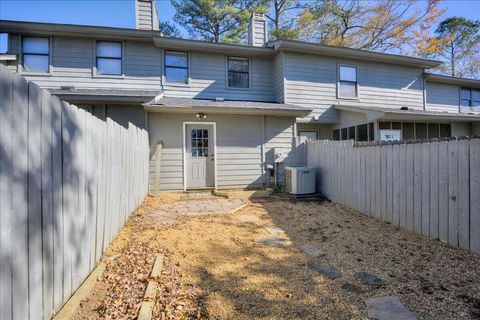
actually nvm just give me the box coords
[428,123,440,139]
[339,66,356,82]
[341,128,348,140]
[348,126,356,140]
[165,52,188,67]
[357,124,368,141]
[228,57,248,72]
[191,130,197,138]
[339,81,357,98]
[416,123,427,139]
[97,41,121,58]
[23,37,49,54]
[379,122,391,130]
[23,54,48,72]
[403,123,415,140]
[97,58,121,75]
[228,72,249,88]
[165,67,188,83]
[333,129,340,141]
[440,124,451,137]
[368,122,375,141]
[392,122,402,130]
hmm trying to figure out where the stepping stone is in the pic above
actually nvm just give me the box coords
[264,225,286,235]
[300,244,326,257]
[364,296,417,320]
[356,271,384,288]
[258,237,290,248]
[342,283,364,294]
[307,263,341,279]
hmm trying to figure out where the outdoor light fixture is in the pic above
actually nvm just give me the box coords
[196,112,207,119]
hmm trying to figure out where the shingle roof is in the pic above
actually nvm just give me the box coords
[144,97,312,116]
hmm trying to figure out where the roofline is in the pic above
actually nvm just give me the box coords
[271,40,442,69]
[143,104,310,116]
[425,73,480,89]
[335,104,480,122]
[0,20,157,41]
[153,36,274,56]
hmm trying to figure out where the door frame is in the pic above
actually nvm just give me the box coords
[182,121,217,191]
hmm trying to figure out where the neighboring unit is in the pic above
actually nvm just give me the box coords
[1,0,480,192]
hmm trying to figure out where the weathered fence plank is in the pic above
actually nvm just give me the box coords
[421,142,430,236]
[470,139,480,253]
[448,140,459,247]
[429,142,439,240]
[405,143,415,231]
[458,139,470,250]
[413,143,422,234]
[438,141,449,243]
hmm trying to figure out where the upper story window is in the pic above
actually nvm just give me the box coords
[460,87,480,112]
[96,41,122,75]
[338,65,358,99]
[228,56,249,88]
[22,37,49,73]
[164,51,188,84]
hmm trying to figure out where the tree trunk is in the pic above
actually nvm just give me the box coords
[450,43,455,77]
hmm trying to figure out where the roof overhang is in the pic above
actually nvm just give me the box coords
[425,73,480,89]
[49,88,160,104]
[144,97,311,117]
[153,36,274,56]
[271,40,442,69]
[0,20,156,41]
[335,105,480,122]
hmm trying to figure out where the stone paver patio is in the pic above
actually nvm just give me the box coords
[145,197,245,225]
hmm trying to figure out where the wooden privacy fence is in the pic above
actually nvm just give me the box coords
[307,139,480,254]
[0,65,150,319]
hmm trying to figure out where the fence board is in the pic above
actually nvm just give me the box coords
[392,144,400,226]
[405,144,415,231]
[413,143,422,234]
[458,140,470,250]
[438,141,449,243]
[28,82,44,319]
[448,140,459,247]
[386,145,393,223]
[429,142,439,240]
[470,139,480,253]
[380,145,387,221]
[11,73,29,320]
[399,144,407,229]
[421,142,430,236]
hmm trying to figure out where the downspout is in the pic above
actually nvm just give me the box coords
[422,70,427,111]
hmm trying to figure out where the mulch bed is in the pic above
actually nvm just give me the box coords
[73,194,480,320]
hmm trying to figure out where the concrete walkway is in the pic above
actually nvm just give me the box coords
[145,198,245,226]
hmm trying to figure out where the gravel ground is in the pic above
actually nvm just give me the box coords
[73,194,480,319]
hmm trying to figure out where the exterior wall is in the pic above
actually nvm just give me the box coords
[273,52,285,103]
[162,51,275,102]
[426,81,460,112]
[8,34,162,91]
[8,34,275,102]
[148,113,295,191]
[284,52,425,123]
[297,123,333,140]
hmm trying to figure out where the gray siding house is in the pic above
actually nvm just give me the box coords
[1,0,480,192]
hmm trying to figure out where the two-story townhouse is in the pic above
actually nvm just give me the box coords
[1,0,480,192]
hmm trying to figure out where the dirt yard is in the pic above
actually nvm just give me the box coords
[73,194,480,320]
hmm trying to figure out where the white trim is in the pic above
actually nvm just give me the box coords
[182,121,217,192]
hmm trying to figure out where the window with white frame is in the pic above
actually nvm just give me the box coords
[461,87,480,112]
[96,41,122,75]
[338,65,358,98]
[227,56,249,88]
[22,37,49,73]
[164,51,188,83]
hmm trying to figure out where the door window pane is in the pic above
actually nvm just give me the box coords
[191,129,208,158]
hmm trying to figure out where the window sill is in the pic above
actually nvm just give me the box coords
[337,97,360,102]
[164,82,191,88]
[20,71,53,77]
[93,74,126,79]
[226,86,251,91]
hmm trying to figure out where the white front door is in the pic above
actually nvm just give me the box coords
[186,124,215,189]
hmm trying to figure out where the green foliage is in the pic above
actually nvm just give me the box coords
[159,21,182,38]
[268,183,285,193]
[171,0,264,43]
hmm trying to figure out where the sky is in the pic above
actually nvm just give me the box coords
[0,0,479,52]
